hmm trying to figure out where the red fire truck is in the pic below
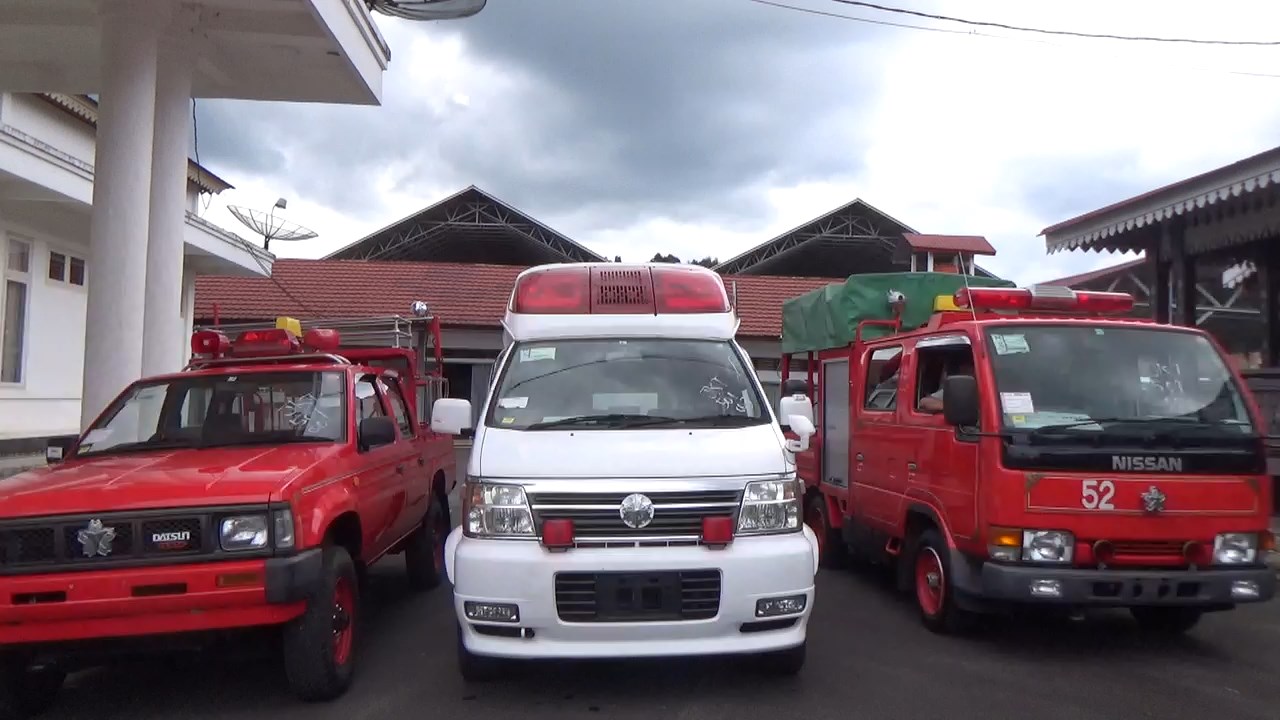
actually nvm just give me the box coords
[0,314,456,716]
[780,272,1276,634]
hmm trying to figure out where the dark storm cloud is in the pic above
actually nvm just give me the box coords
[194,0,896,228]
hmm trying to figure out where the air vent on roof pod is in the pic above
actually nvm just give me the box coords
[590,267,655,314]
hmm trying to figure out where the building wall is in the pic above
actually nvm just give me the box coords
[0,218,89,439]
[1,96,96,167]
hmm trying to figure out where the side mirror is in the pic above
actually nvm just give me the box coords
[781,378,808,398]
[778,394,814,432]
[359,416,398,450]
[942,375,980,427]
[46,436,75,465]
[431,398,473,436]
[785,413,815,453]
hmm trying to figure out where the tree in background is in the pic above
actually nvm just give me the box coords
[648,253,719,268]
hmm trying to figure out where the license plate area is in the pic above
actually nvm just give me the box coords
[1090,577,1203,602]
[555,570,721,623]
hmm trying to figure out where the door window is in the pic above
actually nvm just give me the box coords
[864,346,903,411]
[385,377,416,437]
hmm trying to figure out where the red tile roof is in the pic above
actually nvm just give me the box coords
[902,233,996,255]
[194,260,833,339]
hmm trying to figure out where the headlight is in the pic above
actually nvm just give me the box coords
[736,478,802,535]
[220,515,269,551]
[1022,530,1074,563]
[1213,533,1257,565]
[464,481,535,538]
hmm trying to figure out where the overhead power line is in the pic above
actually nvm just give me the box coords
[827,0,1280,46]
[747,0,1280,80]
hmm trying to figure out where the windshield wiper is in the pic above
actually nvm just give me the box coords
[1029,417,1253,440]
[76,439,195,457]
[198,435,335,449]
[526,413,683,430]
[667,414,764,427]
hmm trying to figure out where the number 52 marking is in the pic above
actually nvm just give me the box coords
[1081,479,1116,510]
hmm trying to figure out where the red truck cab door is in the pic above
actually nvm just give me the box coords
[898,334,981,542]
[854,343,906,530]
[353,373,412,560]
[381,375,434,540]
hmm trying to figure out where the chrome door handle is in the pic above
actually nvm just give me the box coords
[855,453,865,461]
[907,462,918,471]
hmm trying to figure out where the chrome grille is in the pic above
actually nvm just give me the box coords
[528,490,741,543]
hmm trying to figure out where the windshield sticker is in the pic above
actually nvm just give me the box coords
[1000,392,1035,414]
[279,394,327,431]
[81,428,112,446]
[498,396,529,409]
[500,416,515,425]
[519,347,556,362]
[700,376,747,413]
[1009,414,1027,425]
[991,333,1030,355]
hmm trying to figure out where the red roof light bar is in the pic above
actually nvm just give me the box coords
[511,264,731,316]
[953,285,1134,315]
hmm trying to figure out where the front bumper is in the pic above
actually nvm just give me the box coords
[0,550,322,645]
[446,526,820,660]
[973,561,1276,608]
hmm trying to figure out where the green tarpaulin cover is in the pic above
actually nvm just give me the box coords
[780,272,1015,354]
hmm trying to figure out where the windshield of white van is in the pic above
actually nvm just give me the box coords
[983,325,1253,436]
[486,338,768,430]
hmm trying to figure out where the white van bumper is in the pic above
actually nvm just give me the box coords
[445,525,819,659]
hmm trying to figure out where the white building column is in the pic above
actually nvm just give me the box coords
[142,19,195,376]
[81,0,170,428]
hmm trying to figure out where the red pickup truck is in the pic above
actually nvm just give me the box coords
[0,315,456,717]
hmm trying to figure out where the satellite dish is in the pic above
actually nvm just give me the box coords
[366,0,486,21]
[227,204,318,252]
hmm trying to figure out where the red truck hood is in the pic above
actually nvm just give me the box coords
[1,445,344,519]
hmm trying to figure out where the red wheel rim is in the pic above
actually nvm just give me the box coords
[915,547,945,617]
[432,510,449,573]
[332,576,355,665]
[805,502,827,558]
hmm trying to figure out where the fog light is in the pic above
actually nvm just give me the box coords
[755,594,807,617]
[1231,580,1261,600]
[1029,579,1063,598]
[464,601,520,623]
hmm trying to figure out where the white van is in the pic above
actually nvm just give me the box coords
[430,262,820,680]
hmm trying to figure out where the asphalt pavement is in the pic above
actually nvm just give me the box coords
[39,456,1280,720]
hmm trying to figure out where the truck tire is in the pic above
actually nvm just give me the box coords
[1130,607,1202,635]
[0,660,63,720]
[912,528,977,635]
[404,500,447,592]
[805,494,846,569]
[283,545,360,702]
[456,623,503,682]
[756,641,806,676]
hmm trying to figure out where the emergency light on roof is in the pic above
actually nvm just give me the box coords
[952,285,1135,315]
[189,318,343,361]
[511,264,731,316]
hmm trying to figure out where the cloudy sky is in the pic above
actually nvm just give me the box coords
[193,0,1280,285]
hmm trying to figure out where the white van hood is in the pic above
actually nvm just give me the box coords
[473,424,792,479]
